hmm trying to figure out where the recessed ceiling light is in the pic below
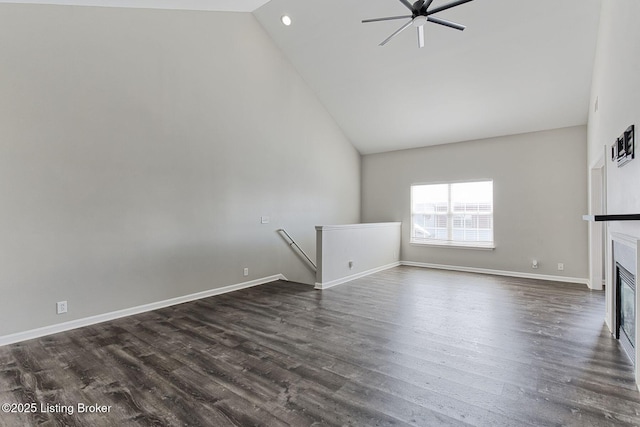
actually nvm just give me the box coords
[281,15,292,26]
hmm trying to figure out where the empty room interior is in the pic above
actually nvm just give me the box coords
[1,0,640,425]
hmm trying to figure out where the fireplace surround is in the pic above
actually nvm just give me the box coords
[609,234,638,374]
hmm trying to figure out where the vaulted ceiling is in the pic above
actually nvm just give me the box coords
[3,0,603,154]
[1,0,271,12]
[254,0,602,154]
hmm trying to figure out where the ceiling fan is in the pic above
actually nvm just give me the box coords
[362,0,474,48]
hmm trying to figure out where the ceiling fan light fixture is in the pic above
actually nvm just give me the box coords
[412,15,427,27]
[281,15,292,26]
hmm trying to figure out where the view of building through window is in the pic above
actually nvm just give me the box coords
[411,181,494,247]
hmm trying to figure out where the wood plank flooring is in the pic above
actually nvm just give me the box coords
[1,266,639,426]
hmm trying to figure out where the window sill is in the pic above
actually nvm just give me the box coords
[410,240,495,250]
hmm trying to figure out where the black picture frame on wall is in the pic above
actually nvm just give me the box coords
[614,124,635,167]
[617,136,626,159]
[624,124,634,158]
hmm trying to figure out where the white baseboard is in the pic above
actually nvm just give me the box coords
[604,316,613,335]
[401,261,590,286]
[0,274,287,347]
[315,262,401,290]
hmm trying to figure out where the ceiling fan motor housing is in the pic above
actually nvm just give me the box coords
[413,0,429,17]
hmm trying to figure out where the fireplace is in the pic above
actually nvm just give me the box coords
[616,262,636,363]
[606,233,640,387]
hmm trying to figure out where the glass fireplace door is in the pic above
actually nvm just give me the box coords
[617,263,636,362]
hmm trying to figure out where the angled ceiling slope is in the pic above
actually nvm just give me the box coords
[254,0,603,154]
[0,0,270,12]
[2,0,602,154]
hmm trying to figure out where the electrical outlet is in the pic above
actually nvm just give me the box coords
[56,301,67,314]
[348,261,354,269]
[532,260,538,269]
[260,216,270,224]
[243,267,249,277]
[558,263,564,271]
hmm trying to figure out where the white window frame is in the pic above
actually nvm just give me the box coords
[410,180,495,250]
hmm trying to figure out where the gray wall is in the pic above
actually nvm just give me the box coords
[588,0,640,238]
[587,0,640,385]
[0,4,360,336]
[362,126,589,280]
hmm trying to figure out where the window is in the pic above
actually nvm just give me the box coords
[411,181,494,248]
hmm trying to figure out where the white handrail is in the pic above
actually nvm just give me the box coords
[278,229,317,271]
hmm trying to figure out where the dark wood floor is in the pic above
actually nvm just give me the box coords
[1,266,639,426]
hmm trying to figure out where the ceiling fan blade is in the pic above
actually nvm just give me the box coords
[398,0,415,11]
[380,20,414,46]
[422,0,435,12]
[362,15,412,23]
[428,0,474,15]
[417,25,425,48]
[427,16,466,31]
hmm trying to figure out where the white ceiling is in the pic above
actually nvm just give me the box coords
[254,0,603,154]
[0,0,270,12]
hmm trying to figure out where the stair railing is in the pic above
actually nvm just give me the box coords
[277,229,317,272]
